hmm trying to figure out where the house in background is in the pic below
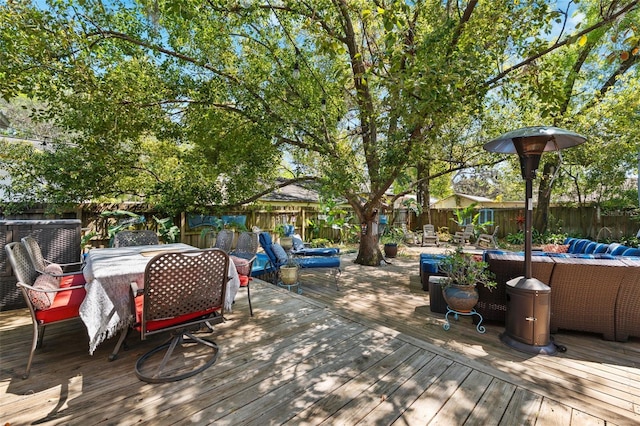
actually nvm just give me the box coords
[432,193,524,226]
[432,193,524,210]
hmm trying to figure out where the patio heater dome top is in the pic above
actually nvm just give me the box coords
[483,126,586,154]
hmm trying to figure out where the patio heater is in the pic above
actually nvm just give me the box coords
[484,126,586,355]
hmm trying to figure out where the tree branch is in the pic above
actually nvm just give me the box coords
[485,0,639,87]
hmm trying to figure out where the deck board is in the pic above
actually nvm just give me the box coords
[1,251,639,425]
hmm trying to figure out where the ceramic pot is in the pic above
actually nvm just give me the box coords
[383,243,398,258]
[442,283,479,313]
[280,236,293,251]
[280,265,298,285]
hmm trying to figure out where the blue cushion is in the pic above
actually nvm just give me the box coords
[421,260,440,273]
[293,247,340,256]
[420,253,448,261]
[571,239,590,254]
[258,232,278,265]
[611,245,629,256]
[292,236,305,251]
[271,243,288,265]
[584,242,597,254]
[606,243,621,254]
[563,237,577,245]
[622,248,640,257]
[593,243,608,254]
[296,257,340,269]
[594,253,615,259]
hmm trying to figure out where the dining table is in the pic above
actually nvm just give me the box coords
[80,243,240,355]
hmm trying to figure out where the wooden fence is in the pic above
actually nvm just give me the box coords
[416,206,638,241]
[3,204,638,248]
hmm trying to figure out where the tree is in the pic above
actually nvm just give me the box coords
[1,1,637,265]
[483,1,640,230]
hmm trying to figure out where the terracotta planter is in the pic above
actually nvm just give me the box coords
[383,243,398,258]
[280,266,298,285]
[442,283,479,313]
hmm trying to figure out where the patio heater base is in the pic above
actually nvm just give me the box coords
[499,332,558,356]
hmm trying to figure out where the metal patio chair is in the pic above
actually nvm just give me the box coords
[110,249,228,383]
[5,242,86,379]
[113,230,160,248]
[212,229,234,253]
[230,231,259,316]
[21,236,84,278]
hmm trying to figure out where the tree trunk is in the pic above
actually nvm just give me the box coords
[355,218,384,266]
[417,161,431,226]
[533,160,556,232]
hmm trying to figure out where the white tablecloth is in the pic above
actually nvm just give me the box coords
[80,244,240,355]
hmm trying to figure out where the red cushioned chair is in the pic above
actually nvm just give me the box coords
[5,242,86,379]
[110,248,228,383]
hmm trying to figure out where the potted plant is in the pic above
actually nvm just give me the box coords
[279,255,299,285]
[274,224,295,251]
[380,227,404,258]
[438,247,497,312]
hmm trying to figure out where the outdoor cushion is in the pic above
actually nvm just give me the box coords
[570,239,590,253]
[59,273,87,287]
[296,257,340,269]
[606,243,621,254]
[238,275,251,287]
[610,245,630,256]
[292,236,305,251]
[271,244,288,265]
[34,283,86,323]
[622,248,640,257]
[134,295,220,333]
[29,273,59,310]
[584,242,598,254]
[593,243,609,254]
[230,255,251,276]
[542,244,569,253]
[28,264,63,310]
[290,236,340,256]
[292,247,340,256]
[421,260,441,274]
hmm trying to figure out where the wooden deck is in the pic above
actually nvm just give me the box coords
[1,251,639,425]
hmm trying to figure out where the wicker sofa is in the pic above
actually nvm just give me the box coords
[480,252,640,342]
[478,253,555,323]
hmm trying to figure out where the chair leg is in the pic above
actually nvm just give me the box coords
[36,324,46,348]
[134,332,220,383]
[246,281,253,316]
[23,322,41,379]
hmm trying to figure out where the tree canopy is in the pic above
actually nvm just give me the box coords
[1,0,638,265]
